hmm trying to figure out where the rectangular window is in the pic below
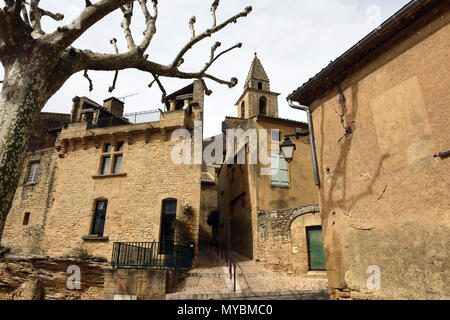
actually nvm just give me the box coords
[101,156,111,175]
[26,162,40,184]
[100,142,124,175]
[91,200,107,236]
[22,212,30,225]
[113,155,123,174]
[271,153,289,187]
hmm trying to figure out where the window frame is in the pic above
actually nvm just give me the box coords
[25,161,40,184]
[99,142,124,175]
[270,152,290,187]
[91,200,108,237]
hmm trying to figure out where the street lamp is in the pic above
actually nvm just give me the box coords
[280,136,296,163]
[280,128,308,163]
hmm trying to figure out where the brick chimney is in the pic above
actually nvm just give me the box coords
[103,97,124,118]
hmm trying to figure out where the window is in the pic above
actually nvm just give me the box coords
[91,200,108,236]
[26,162,40,184]
[100,142,124,175]
[271,153,289,187]
[258,82,263,90]
[23,212,30,225]
[259,96,267,115]
[241,101,245,118]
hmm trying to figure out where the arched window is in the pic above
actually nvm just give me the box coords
[91,199,108,236]
[241,101,245,118]
[258,82,263,90]
[259,96,267,115]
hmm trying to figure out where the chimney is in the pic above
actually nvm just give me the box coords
[103,97,124,118]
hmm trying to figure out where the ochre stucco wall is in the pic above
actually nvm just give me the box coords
[310,9,449,299]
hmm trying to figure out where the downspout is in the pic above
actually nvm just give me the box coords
[287,100,320,186]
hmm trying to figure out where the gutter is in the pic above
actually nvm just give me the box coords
[287,100,320,187]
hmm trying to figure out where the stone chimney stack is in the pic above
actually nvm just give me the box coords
[103,97,124,118]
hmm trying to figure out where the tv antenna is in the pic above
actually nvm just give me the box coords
[117,92,139,103]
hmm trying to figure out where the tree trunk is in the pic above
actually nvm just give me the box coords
[0,61,49,244]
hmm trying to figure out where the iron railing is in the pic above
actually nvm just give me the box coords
[111,241,195,270]
[124,110,161,124]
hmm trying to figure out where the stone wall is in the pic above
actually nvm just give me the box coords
[256,204,320,274]
[2,148,58,255]
[103,269,181,300]
[42,129,202,261]
[0,255,108,300]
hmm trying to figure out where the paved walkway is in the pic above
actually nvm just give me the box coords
[166,249,329,299]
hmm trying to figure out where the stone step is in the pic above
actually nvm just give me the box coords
[165,289,330,300]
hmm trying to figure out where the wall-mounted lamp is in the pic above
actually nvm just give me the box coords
[280,128,308,163]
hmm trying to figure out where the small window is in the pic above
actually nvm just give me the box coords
[101,156,111,175]
[241,101,245,118]
[271,153,289,187]
[26,162,40,184]
[91,200,108,236]
[100,142,124,175]
[104,143,112,153]
[259,96,267,115]
[258,82,263,90]
[23,212,30,225]
[113,155,123,174]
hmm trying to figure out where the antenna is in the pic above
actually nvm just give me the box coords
[117,92,139,103]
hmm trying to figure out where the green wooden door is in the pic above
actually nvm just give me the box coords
[307,226,326,270]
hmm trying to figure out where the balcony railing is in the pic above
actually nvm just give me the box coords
[111,241,195,270]
[124,110,161,124]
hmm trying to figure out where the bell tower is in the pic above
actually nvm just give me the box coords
[236,53,279,119]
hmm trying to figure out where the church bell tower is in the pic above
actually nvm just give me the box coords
[235,53,280,119]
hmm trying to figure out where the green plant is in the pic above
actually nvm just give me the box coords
[182,203,194,218]
[73,247,94,260]
[172,219,194,246]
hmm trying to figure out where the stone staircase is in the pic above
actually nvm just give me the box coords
[165,249,329,300]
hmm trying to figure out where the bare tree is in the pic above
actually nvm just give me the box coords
[0,0,252,241]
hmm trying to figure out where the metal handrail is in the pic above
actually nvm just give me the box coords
[111,241,195,270]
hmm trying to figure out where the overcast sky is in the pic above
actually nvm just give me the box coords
[0,0,411,138]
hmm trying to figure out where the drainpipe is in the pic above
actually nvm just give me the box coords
[287,100,320,186]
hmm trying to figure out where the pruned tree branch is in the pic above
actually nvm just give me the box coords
[83,69,93,92]
[170,4,252,69]
[120,3,136,50]
[200,42,242,75]
[189,16,196,39]
[149,73,166,103]
[211,0,219,28]
[50,0,134,50]
[109,38,120,92]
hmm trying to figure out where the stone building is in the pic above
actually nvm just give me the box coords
[2,81,206,264]
[217,54,324,275]
[287,0,449,299]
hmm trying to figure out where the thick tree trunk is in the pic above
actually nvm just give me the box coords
[0,60,49,244]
